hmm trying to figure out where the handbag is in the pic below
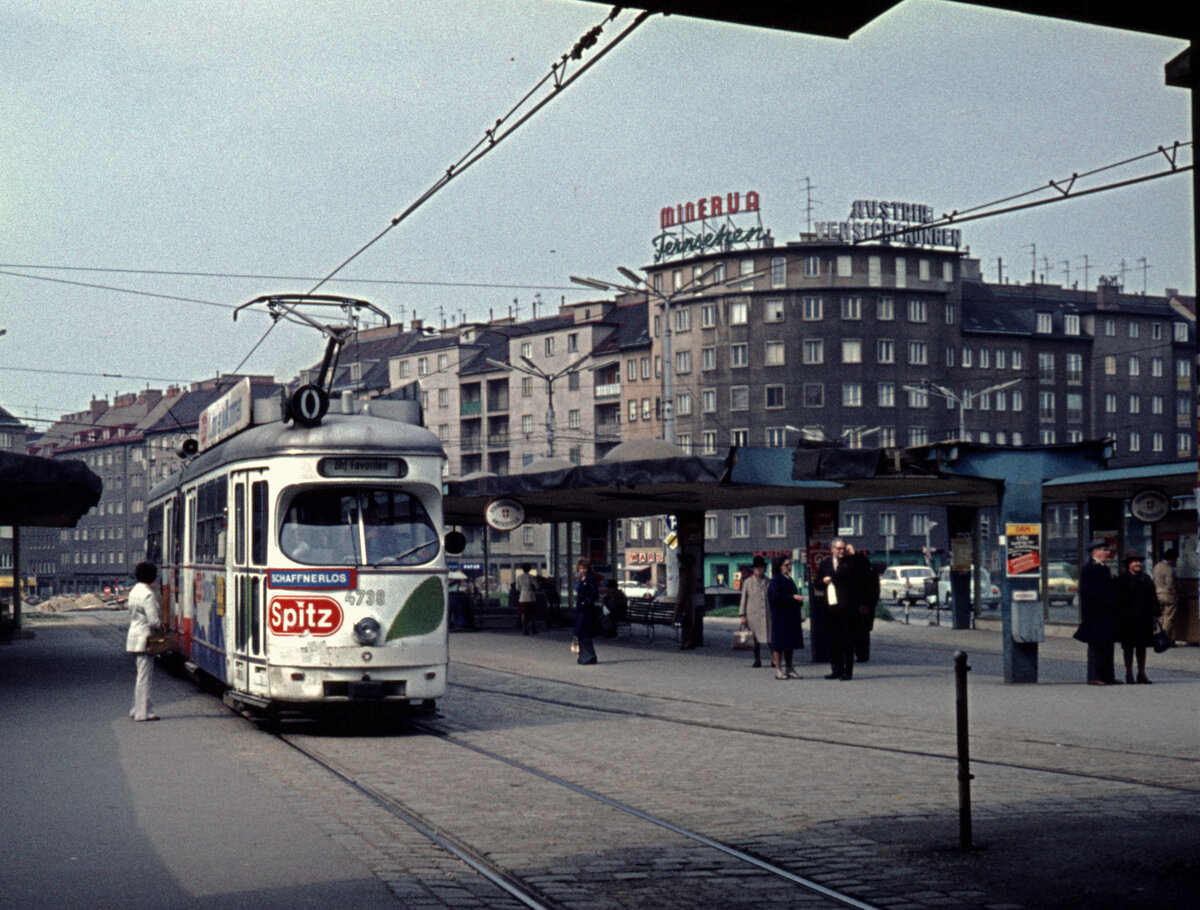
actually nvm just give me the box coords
[146,629,174,656]
[1152,621,1172,654]
[731,624,756,651]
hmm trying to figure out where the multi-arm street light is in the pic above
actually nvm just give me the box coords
[902,379,1022,441]
[486,352,589,459]
[571,265,765,445]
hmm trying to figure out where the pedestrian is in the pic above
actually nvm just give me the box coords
[1153,547,1179,646]
[848,545,879,664]
[816,539,861,680]
[573,558,600,665]
[1115,551,1158,684]
[767,554,804,679]
[1074,539,1120,685]
[602,578,627,638]
[737,555,771,668]
[675,551,699,650]
[125,560,162,721]
[515,562,539,635]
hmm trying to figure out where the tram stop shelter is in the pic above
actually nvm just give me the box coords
[444,439,1196,684]
[0,451,102,636]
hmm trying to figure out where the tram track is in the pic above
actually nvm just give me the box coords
[276,718,890,910]
[448,672,1200,795]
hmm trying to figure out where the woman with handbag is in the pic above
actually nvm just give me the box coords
[125,560,163,721]
[737,555,771,668]
[1115,551,1159,684]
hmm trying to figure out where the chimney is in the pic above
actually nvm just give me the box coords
[1096,276,1121,311]
[411,318,423,332]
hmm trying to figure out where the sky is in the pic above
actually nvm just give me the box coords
[0,0,1192,428]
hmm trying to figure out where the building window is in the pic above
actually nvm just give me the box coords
[702,430,718,454]
[907,299,927,322]
[764,298,785,323]
[732,514,750,538]
[545,337,555,357]
[628,399,638,422]
[804,255,820,277]
[701,303,717,328]
[567,332,579,352]
[1039,391,1055,419]
[843,513,863,536]
[731,428,748,446]
[918,259,930,281]
[705,514,718,539]
[878,382,896,408]
[910,513,931,535]
[1066,353,1083,383]
[1152,432,1164,453]
[1036,312,1053,333]
[802,297,823,321]
[770,256,786,287]
[1065,314,1080,335]
[521,376,534,397]
[1103,318,1115,337]
[640,357,651,380]
[767,514,786,537]
[1011,390,1024,412]
[841,296,862,320]
[803,339,824,364]
[627,359,637,381]
[907,341,928,365]
[895,258,907,288]
[568,409,581,429]
[837,255,852,277]
[842,383,863,407]
[730,343,748,367]
[1152,357,1164,377]
[417,357,428,376]
[641,398,653,421]
[804,384,825,407]
[765,385,785,409]
[868,256,882,287]
[1152,395,1164,414]
[676,391,692,416]
[765,341,786,366]
[877,297,894,321]
[1039,352,1055,381]
[675,350,691,374]
[1174,321,1190,342]
[677,433,692,454]
[701,346,717,371]
[731,386,749,410]
[522,414,534,434]
[879,512,896,536]
[1128,432,1141,452]
[1067,393,1083,421]
[729,299,748,325]
[906,386,928,408]
[962,347,973,368]
[945,302,955,325]
[1012,350,1024,371]
[1128,394,1141,414]
[877,339,895,364]
[702,388,717,413]
[766,427,787,447]
[1129,356,1140,377]
[842,339,862,364]
[674,308,690,332]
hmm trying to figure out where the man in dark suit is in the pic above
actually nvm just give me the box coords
[816,539,861,680]
[1075,538,1119,685]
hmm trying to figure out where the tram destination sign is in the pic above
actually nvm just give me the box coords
[319,456,408,478]
[198,376,252,452]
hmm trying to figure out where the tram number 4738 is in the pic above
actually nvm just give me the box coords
[344,589,386,607]
[269,597,345,636]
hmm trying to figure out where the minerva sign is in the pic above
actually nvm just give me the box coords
[653,191,771,263]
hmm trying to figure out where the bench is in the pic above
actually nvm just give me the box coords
[622,598,680,642]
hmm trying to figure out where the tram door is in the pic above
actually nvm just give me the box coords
[230,471,269,697]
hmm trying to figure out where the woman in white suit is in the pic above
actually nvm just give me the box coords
[125,561,162,722]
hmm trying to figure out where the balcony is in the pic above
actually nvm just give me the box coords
[595,421,622,440]
[460,400,482,417]
[594,382,621,400]
[487,433,510,449]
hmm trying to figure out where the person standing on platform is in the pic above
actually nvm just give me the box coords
[1075,539,1120,685]
[1153,547,1179,646]
[1115,551,1159,684]
[125,560,162,722]
[515,562,539,635]
[847,544,879,663]
[817,539,861,680]
[737,555,771,668]
[767,555,804,679]
[573,558,600,665]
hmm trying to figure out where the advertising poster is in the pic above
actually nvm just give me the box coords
[1005,523,1042,577]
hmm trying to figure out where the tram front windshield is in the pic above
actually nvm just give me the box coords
[281,488,439,567]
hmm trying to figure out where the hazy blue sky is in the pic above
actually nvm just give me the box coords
[0,0,1191,425]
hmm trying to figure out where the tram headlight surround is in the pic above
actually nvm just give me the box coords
[353,616,382,646]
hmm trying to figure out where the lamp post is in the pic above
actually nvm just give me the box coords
[902,379,1021,441]
[486,353,589,459]
[572,265,766,445]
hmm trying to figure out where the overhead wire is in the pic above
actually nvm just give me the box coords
[232,7,651,374]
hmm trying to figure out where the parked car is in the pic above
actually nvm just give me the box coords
[619,582,661,601]
[878,565,937,603]
[1044,563,1078,606]
[936,566,1001,609]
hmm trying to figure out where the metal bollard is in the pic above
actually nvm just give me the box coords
[954,650,974,850]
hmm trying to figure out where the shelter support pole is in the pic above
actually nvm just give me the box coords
[945,506,975,630]
[999,477,1043,682]
[674,511,705,646]
[804,501,838,664]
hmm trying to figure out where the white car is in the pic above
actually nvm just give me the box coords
[878,565,937,603]
[936,566,1001,609]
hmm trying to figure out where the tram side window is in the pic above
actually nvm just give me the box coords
[195,476,228,565]
[146,504,164,565]
[251,481,268,566]
[280,487,439,567]
[234,483,246,566]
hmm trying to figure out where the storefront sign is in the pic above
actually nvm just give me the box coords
[653,191,771,262]
[814,198,962,248]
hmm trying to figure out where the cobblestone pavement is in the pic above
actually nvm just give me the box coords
[15,612,1200,909]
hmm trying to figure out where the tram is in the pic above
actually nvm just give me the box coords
[146,296,460,718]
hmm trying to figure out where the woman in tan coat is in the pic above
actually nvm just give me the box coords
[738,555,771,668]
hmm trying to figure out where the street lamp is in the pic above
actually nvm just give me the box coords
[486,352,589,459]
[570,265,766,444]
[901,379,1021,441]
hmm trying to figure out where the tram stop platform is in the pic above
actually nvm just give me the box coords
[2,608,1198,909]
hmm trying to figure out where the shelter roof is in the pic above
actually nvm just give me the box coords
[0,451,101,527]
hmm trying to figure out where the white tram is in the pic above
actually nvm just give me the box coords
[147,297,458,718]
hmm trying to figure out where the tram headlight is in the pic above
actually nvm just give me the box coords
[353,616,382,646]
